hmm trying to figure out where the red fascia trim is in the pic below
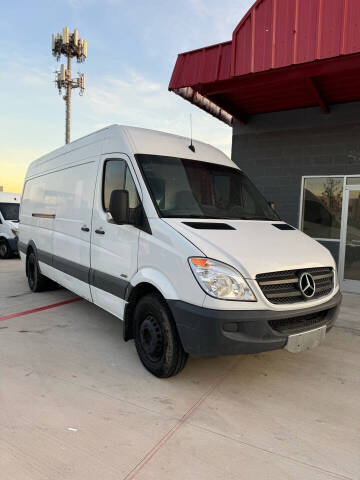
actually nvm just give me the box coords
[174,40,232,58]
[231,0,265,76]
[168,41,232,91]
[232,0,264,36]
[199,52,360,96]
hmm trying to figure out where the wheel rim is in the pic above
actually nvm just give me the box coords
[28,257,36,288]
[0,242,7,257]
[139,315,164,362]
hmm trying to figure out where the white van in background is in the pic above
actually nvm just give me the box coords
[0,192,20,259]
[19,125,342,377]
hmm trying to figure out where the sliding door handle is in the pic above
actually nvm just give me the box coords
[81,226,90,232]
[95,228,105,235]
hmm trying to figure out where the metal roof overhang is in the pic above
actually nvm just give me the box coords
[169,0,360,126]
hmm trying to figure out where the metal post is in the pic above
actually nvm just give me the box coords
[65,54,71,144]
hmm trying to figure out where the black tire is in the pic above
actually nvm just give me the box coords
[134,294,188,378]
[26,251,52,292]
[0,239,11,259]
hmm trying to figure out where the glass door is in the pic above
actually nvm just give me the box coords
[339,185,360,293]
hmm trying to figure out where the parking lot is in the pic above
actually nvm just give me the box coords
[1,257,359,480]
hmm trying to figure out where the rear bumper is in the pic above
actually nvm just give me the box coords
[168,291,342,357]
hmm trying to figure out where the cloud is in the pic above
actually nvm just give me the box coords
[67,0,92,7]
[186,0,252,40]
[0,147,45,193]
[84,68,232,155]
[0,57,49,87]
[1,66,232,193]
[87,70,169,117]
[1,1,245,195]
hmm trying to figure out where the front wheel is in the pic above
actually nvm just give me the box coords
[0,239,11,259]
[134,294,188,378]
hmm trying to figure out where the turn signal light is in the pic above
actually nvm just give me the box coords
[190,258,210,268]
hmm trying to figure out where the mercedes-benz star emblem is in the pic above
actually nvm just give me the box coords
[299,272,316,299]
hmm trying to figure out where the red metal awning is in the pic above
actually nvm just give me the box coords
[169,0,360,125]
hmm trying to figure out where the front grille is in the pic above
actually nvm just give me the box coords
[256,267,334,304]
[268,310,328,334]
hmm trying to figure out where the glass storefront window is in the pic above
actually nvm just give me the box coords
[346,177,360,186]
[344,189,360,281]
[302,177,343,239]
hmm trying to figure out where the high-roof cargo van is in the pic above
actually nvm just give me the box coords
[19,125,342,377]
[0,192,20,259]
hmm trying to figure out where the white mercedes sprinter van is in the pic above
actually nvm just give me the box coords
[0,192,20,259]
[19,125,342,377]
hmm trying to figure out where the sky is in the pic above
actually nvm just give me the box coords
[0,0,254,193]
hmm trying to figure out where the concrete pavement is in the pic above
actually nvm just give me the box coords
[0,258,359,480]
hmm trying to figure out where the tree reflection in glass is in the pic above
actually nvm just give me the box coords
[302,177,343,239]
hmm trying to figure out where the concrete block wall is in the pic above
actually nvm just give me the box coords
[232,102,360,226]
[231,101,360,264]
[232,101,360,228]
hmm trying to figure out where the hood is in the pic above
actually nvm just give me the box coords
[163,219,335,279]
[7,220,19,231]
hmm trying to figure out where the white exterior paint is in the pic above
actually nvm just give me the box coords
[0,192,21,204]
[19,125,339,322]
[0,192,20,246]
[90,153,141,313]
[163,219,335,279]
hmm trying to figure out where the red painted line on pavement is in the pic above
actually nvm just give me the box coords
[0,298,82,322]
[123,360,239,480]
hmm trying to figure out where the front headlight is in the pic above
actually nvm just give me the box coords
[11,229,18,237]
[189,257,256,301]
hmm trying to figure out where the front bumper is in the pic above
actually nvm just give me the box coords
[168,291,342,357]
[8,236,19,254]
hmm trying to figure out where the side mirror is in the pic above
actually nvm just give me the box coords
[109,189,129,224]
[268,201,276,210]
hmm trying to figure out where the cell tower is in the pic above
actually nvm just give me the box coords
[52,27,87,144]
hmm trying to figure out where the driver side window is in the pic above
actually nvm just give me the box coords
[103,159,140,212]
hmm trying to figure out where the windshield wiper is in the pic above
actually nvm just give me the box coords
[163,214,275,221]
[164,214,218,219]
[240,216,273,221]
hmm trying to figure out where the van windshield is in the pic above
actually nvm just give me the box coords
[0,203,20,221]
[136,154,279,221]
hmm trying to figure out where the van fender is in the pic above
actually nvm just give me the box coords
[123,268,180,342]
[128,267,179,301]
[0,231,12,240]
[22,240,43,276]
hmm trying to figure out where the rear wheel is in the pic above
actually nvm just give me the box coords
[26,252,52,292]
[134,294,188,378]
[0,239,11,259]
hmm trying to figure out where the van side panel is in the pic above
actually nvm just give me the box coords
[20,174,57,267]
[20,150,99,301]
[52,160,98,300]
[26,131,106,179]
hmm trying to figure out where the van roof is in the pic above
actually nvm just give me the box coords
[0,192,21,203]
[25,124,236,179]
